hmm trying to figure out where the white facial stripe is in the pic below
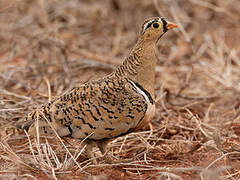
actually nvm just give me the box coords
[142,18,161,34]
[143,20,155,33]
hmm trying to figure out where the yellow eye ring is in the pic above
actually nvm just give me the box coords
[152,22,159,28]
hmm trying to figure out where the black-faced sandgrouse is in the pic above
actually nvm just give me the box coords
[4,17,178,164]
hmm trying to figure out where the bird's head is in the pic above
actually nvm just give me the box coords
[139,17,178,42]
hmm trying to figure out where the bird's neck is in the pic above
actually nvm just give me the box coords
[114,38,156,99]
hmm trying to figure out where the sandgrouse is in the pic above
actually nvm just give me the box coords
[4,17,178,164]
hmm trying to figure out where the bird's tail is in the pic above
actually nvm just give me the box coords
[1,109,46,138]
[1,117,35,137]
[1,101,57,138]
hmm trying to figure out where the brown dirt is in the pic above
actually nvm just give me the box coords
[0,0,240,179]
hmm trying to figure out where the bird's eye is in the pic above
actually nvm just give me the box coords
[152,23,159,28]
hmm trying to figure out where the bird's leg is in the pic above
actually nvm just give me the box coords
[95,139,114,163]
[96,139,132,164]
[95,139,110,155]
[82,140,98,165]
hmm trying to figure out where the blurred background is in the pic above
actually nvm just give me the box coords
[0,0,240,179]
[0,0,239,96]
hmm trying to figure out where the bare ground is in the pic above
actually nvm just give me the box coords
[0,0,240,179]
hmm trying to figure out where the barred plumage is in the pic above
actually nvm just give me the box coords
[3,17,178,164]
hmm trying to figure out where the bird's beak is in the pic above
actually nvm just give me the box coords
[166,21,178,30]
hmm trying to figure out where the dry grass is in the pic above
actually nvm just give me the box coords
[0,0,240,179]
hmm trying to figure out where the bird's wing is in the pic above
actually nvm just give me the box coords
[22,77,148,140]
